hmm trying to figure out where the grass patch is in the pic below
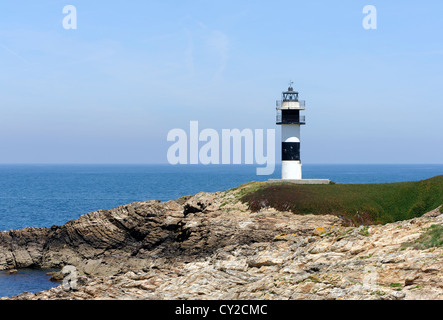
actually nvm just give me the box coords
[239,176,443,226]
[358,226,371,236]
[231,181,267,199]
[219,201,229,208]
[403,224,443,250]
[370,290,387,297]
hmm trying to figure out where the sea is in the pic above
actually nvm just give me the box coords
[0,163,442,298]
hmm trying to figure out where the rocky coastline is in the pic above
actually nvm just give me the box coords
[1,183,442,300]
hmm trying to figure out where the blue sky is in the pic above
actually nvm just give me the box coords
[0,0,442,164]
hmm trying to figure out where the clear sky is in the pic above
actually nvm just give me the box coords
[0,1,442,164]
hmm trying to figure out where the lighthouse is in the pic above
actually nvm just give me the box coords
[276,82,306,180]
[270,83,330,184]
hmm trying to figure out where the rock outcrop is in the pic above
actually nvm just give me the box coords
[1,184,442,300]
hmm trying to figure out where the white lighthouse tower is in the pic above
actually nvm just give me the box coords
[276,82,306,180]
[270,83,330,184]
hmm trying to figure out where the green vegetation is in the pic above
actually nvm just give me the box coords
[219,201,229,208]
[239,176,443,226]
[358,226,371,236]
[357,254,373,260]
[403,224,443,250]
[232,181,267,199]
[389,283,402,288]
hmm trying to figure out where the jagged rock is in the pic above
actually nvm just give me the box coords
[1,188,442,300]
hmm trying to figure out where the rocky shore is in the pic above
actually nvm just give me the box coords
[1,184,442,300]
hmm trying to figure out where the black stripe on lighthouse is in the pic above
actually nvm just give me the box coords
[282,142,300,161]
